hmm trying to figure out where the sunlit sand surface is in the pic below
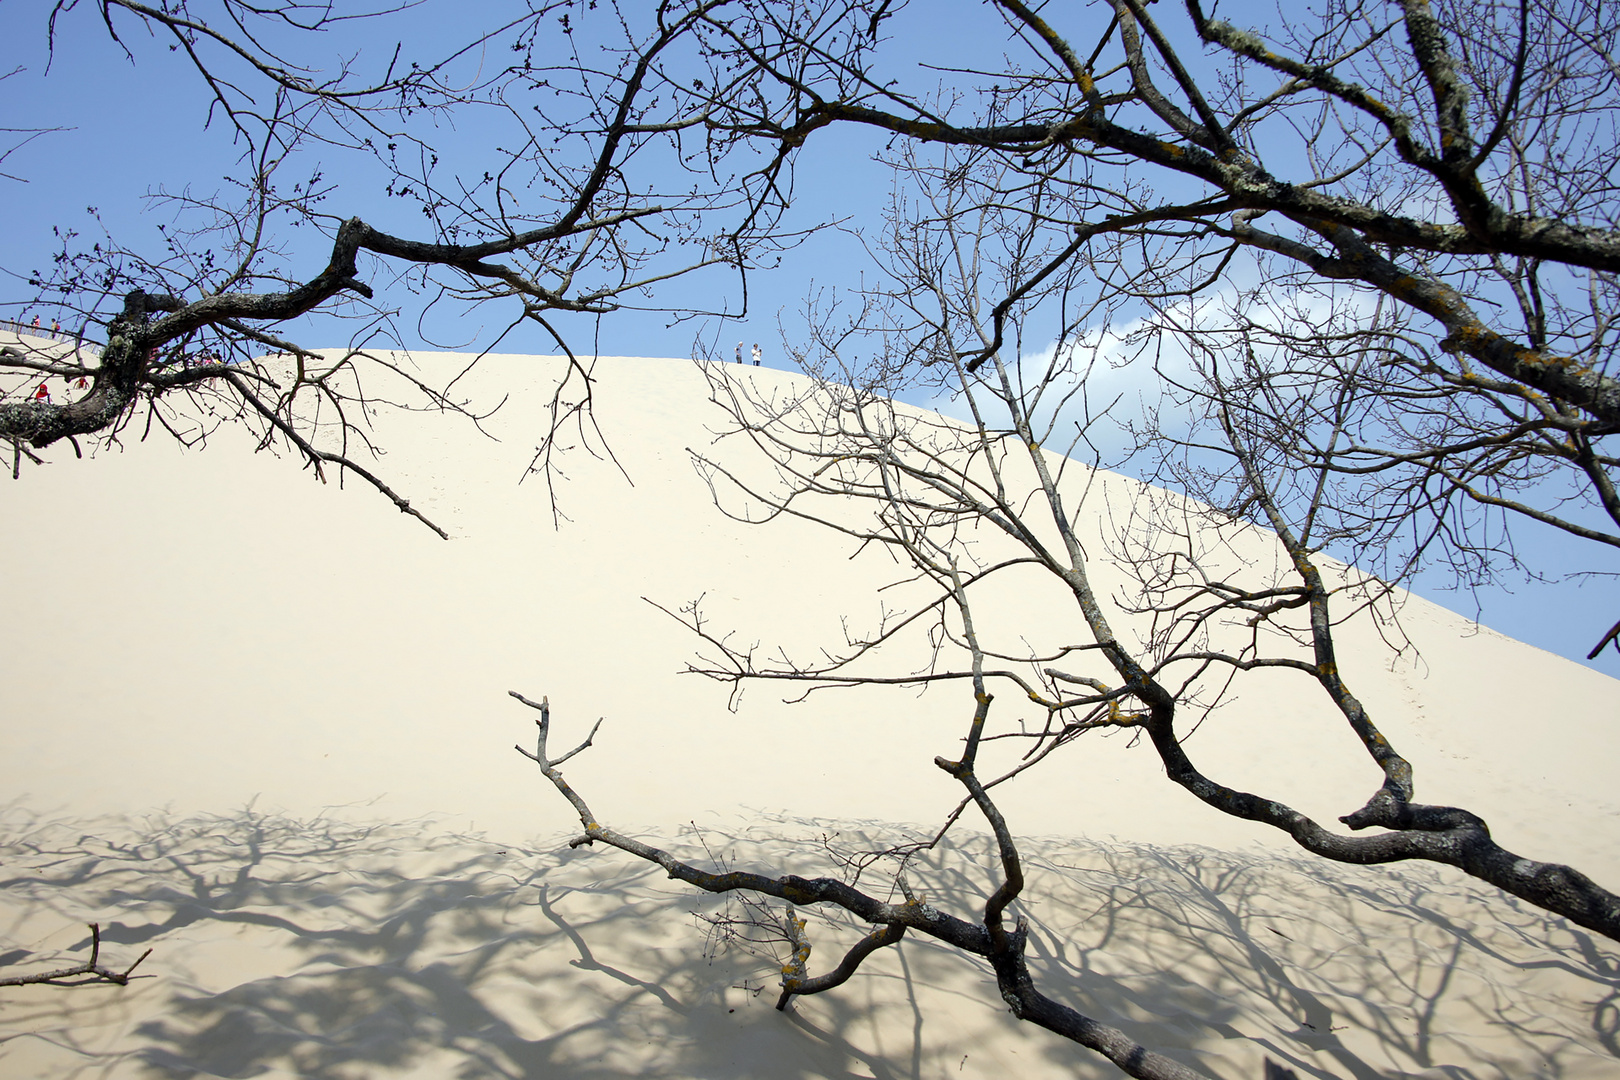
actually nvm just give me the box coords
[2,344,1616,1077]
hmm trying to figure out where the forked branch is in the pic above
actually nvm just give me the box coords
[513,688,1214,1080]
[0,924,151,988]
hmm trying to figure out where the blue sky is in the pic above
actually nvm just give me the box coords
[3,0,1616,678]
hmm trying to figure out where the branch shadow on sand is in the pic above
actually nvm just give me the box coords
[0,804,1615,1079]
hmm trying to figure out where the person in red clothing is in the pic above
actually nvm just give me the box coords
[33,382,49,402]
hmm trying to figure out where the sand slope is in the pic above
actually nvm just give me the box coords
[1,344,1617,1078]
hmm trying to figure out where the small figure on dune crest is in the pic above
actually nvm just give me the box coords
[33,382,49,402]
[751,343,762,366]
[735,341,744,364]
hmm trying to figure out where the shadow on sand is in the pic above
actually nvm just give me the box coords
[0,804,1615,1079]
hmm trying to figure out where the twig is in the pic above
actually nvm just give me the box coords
[0,923,152,988]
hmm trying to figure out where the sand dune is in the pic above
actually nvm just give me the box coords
[1,344,1616,1078]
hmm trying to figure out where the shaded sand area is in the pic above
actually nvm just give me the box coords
[2,341,1617,1077]
[5,807,1619,1079]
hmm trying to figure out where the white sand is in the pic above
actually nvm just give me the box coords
[2,344,1616,1078]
